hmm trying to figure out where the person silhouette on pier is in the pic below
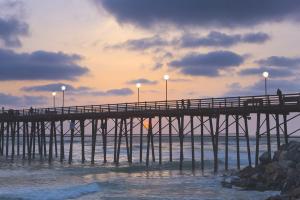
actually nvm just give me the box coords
[277,88,283,105]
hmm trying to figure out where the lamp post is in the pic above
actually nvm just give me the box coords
[61,85,66,107]
[164,75,169,103]
[136,83,141,104]
[262,71,269,95]
[52,92,56,108]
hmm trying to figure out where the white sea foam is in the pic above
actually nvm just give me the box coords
[0,182,101,200]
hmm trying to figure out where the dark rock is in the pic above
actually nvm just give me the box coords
[278,160,296,169]
[239,166,257,178]
[278,151,288,161]
[288,187,300,198]
[222,141,300,200]
[260,152,272,164]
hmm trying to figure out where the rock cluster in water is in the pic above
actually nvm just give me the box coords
[222,141,300,200]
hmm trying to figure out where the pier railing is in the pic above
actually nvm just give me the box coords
[1,93,300,116]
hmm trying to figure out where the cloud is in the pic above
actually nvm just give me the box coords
[0,17,29,47]
[22,83,76,92]
[107,35,168,50]
[256,56,300,67]
[107,32,270,51]
[169,50,244,76]
[242,32,270,43]
[126,78,157,85]
[178,31,270,48]
[93,88,133,96]
[239,66,294,78]
[21,83,133,97]
[0,49,89,81]
[226,78,300,96]
[152,63,163,70]
[169,78,192,82]
[95,0,300,28]
[0,93,47,107]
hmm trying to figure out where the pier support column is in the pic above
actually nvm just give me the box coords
[0,122,4,155]
[17,122,20,156]
[49,121,54,163]
[6,121,10,159]
[178,115,184,170]
[283,114,288,144]
[113,118,118,163]
[91,119,98,164]
[116,118,124,164]
[190,116,195,170]
[159,116,162,165]
[80,120,85,163]
[244,115,252,167]
[200,115,204,170]
[60,120,64,162]
[255,113,261,167]
[235,115,240,170]
[169,116,173,162]
[225,115,229,170]
[129,118,133,163]
[275,114,281,150]
[68,120,75,164]
[139,117,143,163]
[101,118,107,163]
[266,113,271,160]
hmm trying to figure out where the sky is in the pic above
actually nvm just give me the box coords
[1,0,300,108]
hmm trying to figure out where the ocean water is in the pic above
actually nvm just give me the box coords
[0,136,283,200]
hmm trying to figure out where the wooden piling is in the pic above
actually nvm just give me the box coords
[200,115,204,170]
[150,119,155,163]
[6,122,10,158]
[158,116,162,164]
[91,119,97,164]
[116,118,124,164]
[169,116,173,162]
[17,122,20,156]
[54,121,58,158]
[49,121,54,163]
[60,120,64,162]
[275,114,281,150]
[214,115,220,172]
[113,118,118,163]
[41,121,46,157]
[266,113,271,160]
[124,118,130,162]
[225,115,229,170]
[11,122,16,160]
[32,122,36,159]
[101,118,107,163]
[283,114,288,144]
[178,116,184,170]
[209,116,217,172]
[235,115,240,170]
[80,120,85,163]
[0,122,4,155]
[22,122,26,159]
[244,115,252,166]
[129,117,133,163]
[190,116,195,170]
[139,117,143,163]
[255,113,261,167]
[37,122,42,158]
[146,117,152,166]
[68,120,75,164]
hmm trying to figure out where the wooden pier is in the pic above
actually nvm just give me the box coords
[1,93,300,171]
